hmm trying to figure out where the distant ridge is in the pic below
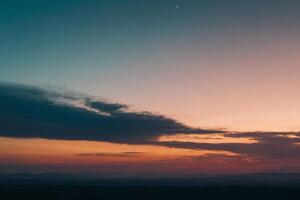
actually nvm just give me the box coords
[1,173,300,187]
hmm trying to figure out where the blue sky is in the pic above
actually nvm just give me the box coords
[1,0,300,130]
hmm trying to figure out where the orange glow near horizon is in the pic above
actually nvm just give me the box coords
[0,136,237,165]
[1,136,300,174]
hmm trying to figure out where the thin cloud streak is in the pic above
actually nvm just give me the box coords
[159,132,300,159]
[76,152,143,157]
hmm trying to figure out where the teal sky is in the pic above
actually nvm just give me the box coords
[1,0,300,130]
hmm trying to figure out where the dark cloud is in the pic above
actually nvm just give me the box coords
[87,100,128,113]
[0,82,219,144]
[159,132,300,159]
[76,152,143,157]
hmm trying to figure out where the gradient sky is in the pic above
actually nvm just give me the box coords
[1,0,300,176]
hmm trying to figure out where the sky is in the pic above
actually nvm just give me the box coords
[1,0,300,176]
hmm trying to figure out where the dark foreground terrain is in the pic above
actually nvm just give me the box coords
[1,185,300,200]
[1,173,300,199]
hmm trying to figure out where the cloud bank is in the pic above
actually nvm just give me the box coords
[0,82,218,144]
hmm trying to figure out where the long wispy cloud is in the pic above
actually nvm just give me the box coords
[0,82,218,144]
[160,132,300,159]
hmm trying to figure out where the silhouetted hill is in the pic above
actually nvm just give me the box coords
[1,172,300,186]
[1,173,300,200]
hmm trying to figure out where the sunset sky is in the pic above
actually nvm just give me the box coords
[1,0,300,176]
